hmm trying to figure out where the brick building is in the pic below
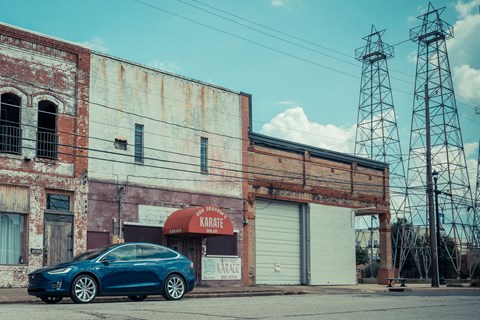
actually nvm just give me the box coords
[0,22,392,288]
[0,23,90,287]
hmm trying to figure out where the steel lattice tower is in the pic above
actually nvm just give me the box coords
[407,3,476,279]
[470,141,480,277]
[354,26,410,273]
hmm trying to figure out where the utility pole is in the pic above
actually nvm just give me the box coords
[425,83,440,288]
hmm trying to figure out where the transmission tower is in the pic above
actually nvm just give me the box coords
[354,25,410,274]
[407,2,476,279]
[470,141,480,277]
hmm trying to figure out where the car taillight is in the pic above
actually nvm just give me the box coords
[189,262,194,269]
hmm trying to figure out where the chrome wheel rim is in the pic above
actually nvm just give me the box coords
[167,276,185,299]
[74,276,96,302]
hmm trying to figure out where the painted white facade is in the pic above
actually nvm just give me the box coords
[309,204,356,285]
[88,53,243,198]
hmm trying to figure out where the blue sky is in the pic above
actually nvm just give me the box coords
[0,0,479,187]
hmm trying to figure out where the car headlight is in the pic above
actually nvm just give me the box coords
[47,267,72,275]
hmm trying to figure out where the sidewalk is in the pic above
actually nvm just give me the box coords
[0,283,478,304]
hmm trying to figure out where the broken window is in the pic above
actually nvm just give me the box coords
[114,137,127,150]
[0,93,22,154]
[37,100,58,160]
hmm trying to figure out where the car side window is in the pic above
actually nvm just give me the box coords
[104,245,137,261]
[137,245,177,260]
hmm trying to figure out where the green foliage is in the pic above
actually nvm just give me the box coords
[391,218,461,279]
[356,246,369,265]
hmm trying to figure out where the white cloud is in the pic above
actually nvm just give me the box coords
[464,142,479,193]
[448,13,480,68]
[455,0,480,18]
[407,50,417,64]
[276,100,296,106]
[147,60,184,74]
[78,36,108,53]
[260,107,355,153]
[453,64,480,100]
[271,0,286,7]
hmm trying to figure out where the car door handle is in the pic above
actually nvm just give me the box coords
[134,262,148,266]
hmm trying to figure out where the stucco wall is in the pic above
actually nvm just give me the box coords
[88,54,243,198]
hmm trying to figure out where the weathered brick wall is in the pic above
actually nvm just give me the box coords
[0,23,90,287]
[242,133,390,285]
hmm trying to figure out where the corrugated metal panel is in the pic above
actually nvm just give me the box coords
[309,204,356,285]
[0,185,29,213]
[255,200,301,285]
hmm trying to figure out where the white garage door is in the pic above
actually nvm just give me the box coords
[255,200,301,285]
[309,203,356,285]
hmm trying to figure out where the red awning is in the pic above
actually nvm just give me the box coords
[163,205,234,236]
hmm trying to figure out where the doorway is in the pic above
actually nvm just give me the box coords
[44,213,73,266]
[168,237,201,282]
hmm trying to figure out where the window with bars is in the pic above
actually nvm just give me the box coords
[37,100,58,160]
[0,93,22,155]
[200,137,208,173]
[134,124,144,163]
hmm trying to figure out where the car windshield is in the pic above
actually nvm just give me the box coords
[71,247,109,261]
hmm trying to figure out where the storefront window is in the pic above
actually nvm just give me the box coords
[206,234,237,256]
[0,213,25,265]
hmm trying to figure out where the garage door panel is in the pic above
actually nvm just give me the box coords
[255,200,301,285]
[309,204,356,285]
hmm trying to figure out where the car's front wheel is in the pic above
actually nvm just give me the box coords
[70,274,97,303]
[162,274,186,300]
[40,296,63,304]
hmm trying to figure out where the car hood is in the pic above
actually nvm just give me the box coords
[29,261,83,274]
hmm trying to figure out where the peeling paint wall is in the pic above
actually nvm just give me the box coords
[88,54,244,235]
[0,24,90,287]
[88,54,243,197]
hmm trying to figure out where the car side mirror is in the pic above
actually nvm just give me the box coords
[101,255,118,264]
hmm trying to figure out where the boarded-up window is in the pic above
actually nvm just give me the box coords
[206,234,237,256]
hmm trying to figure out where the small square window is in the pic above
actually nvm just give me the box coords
[114,138,127,150]
[46,193,70,211]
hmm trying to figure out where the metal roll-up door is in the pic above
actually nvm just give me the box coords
[309,203,356,285]
[255,200,301,285]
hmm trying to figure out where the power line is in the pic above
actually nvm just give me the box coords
[1,96,392,191]
[131,0,480,126]
[132,0,359,79]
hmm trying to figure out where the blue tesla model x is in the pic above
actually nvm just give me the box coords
[28,242,195,304]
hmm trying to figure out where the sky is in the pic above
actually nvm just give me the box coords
[0,0,479,190]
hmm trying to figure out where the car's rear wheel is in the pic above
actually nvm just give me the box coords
[70,274,97,303]
[40,296,63,304]
[162,274,186,300]
[128,295,147,301]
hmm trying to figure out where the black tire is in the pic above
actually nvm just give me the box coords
[162,274,186,301]
[128,295,147,301]
[40,296,63,304]
[70,274,97,304]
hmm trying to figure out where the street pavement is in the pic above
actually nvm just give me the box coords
[0,283,478,304]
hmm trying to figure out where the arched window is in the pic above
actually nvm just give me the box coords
[37,100,58,159]
[0,93,22,154]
